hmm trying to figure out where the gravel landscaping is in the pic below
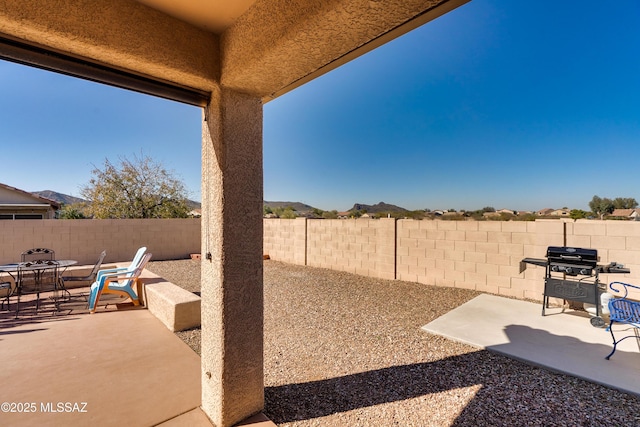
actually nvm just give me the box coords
[147,259,640,427]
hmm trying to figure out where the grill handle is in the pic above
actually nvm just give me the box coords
[559,255,582,261]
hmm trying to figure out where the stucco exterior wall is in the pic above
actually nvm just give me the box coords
[200,88,264,426]
[0,186,43,204]
[0,186,58,219]
[0,218,200,265]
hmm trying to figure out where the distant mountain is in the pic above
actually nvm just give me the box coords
[264,201,316,213]
[33,190,87,206]
[350,202,408,213]
[186,200,201,211]
[264,200,409,214]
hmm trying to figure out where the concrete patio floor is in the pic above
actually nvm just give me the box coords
[422,294,640,397]
[0,290,274,427]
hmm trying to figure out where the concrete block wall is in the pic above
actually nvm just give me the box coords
[264,218,640,302]
[3,217,639,301]
[397,219,550,300]
[306,218,396,280]
[570,220,640,300]
[263,218,306,265]
[0,219,200,265]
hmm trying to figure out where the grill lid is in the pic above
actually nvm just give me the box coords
[520,246,629,275]
[546,246,598,266]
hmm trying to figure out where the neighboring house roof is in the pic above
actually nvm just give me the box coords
[0,182,60,219]
[550,208,570,216]
[0,182,60,209]
[610,208,640,218]
[611,208,633,217]
[536,208,554,215]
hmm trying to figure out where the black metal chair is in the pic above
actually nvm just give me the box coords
[21,248,55,263]
[60,250,107,299]
[0,270,14,310]
[15,259,60,316]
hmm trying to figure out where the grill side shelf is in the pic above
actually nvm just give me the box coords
[519,257,547,273]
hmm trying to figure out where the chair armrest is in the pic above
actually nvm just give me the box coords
[95,269,135,289]
[96,267,128,280]
[104,274,138,286]
[609,281,640,299]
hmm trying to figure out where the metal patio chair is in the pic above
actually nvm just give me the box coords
[0,271,15,310]
[21,248,55,263]
[60,250,107,299]
[15,259,60,316]
[605,281,640,360]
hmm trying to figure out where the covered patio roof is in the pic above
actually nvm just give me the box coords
[0,0,469,103]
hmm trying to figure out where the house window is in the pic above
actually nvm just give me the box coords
[0,213,44,220]
[15,214,44,219]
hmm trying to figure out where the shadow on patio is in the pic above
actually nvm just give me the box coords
[423,294,640,396]
[0,285,211,426]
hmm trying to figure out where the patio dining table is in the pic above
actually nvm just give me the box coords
[0,259,78,273]
[0,259,78,276]
[0,260,78,313]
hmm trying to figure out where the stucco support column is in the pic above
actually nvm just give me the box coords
[201,86,264,427]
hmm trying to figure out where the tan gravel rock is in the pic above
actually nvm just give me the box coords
[147,260,640,427]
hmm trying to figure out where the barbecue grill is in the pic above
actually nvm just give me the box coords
[520,246,630,327]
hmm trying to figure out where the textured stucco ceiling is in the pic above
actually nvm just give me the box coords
[134,0,257,33]
[0,0,470,103]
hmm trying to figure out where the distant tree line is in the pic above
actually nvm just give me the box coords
[264,205,298,219]
[262,199,639,222]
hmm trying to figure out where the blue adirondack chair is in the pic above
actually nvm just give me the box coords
[88,247,148,312]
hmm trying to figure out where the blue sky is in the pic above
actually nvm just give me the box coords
[1,0,638,212]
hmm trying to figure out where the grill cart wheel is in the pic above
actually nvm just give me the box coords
[590,316,605,328]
